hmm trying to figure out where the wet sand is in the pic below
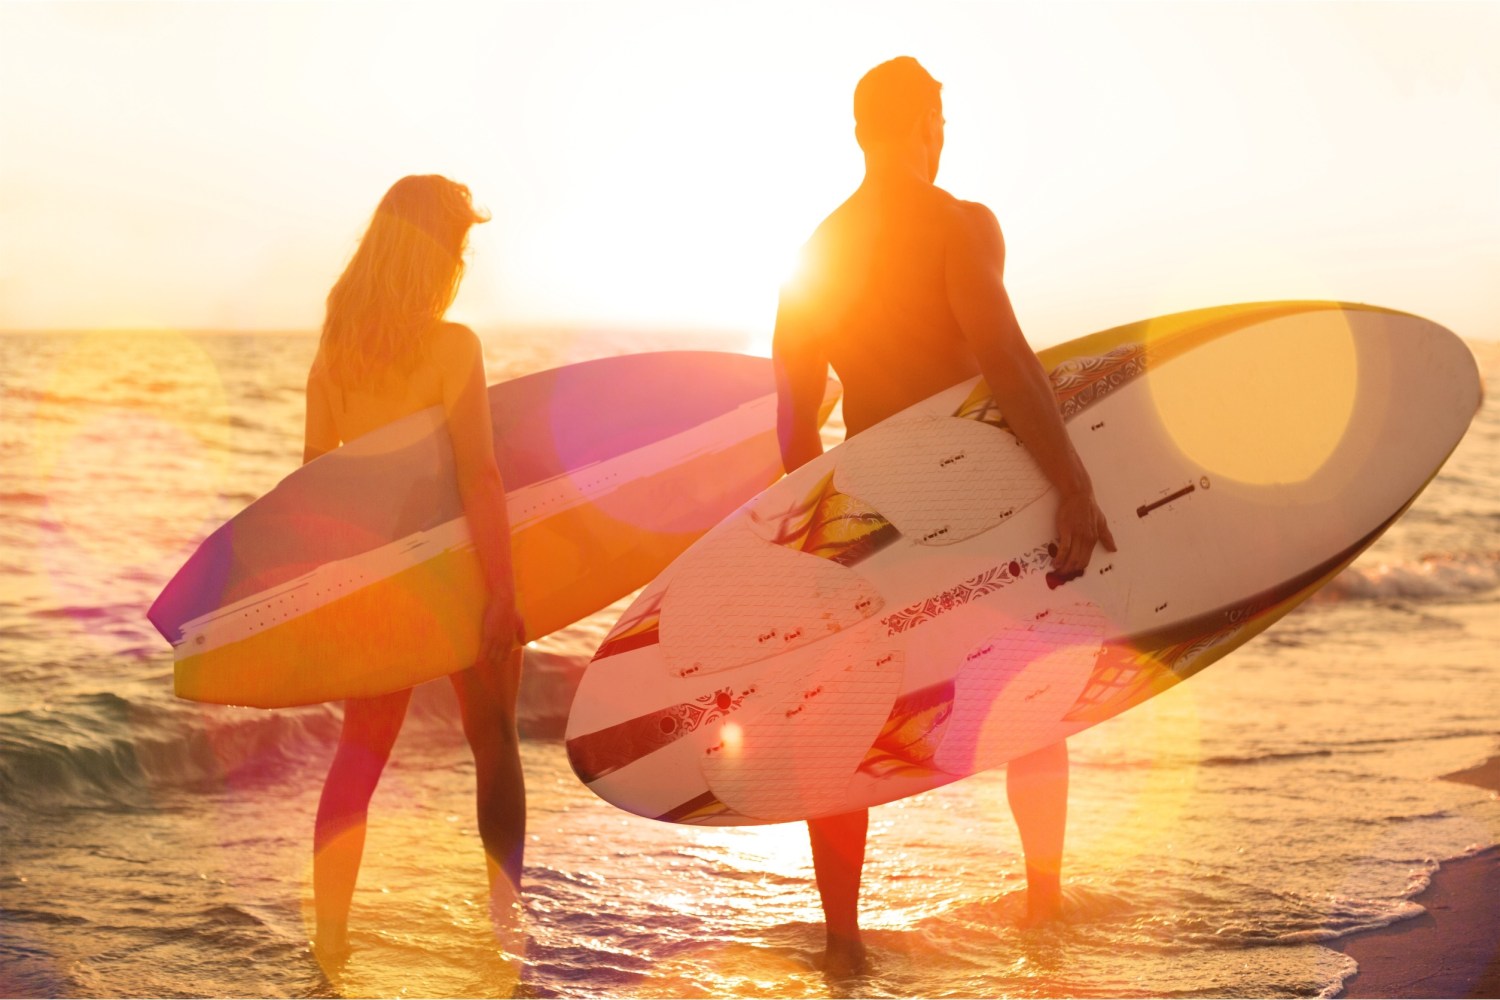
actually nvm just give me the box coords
[1335,755,1500,998]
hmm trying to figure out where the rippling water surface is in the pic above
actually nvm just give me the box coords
[1,329,1497,998]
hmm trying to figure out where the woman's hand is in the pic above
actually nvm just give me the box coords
[479,589,526,666]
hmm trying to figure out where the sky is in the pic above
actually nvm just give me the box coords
[1,1,1497,346]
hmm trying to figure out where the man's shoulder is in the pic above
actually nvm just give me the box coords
[806,190,863,244]
[935,195,1004,257]
[939,190,999,229]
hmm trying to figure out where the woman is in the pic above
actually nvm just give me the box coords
[303,175,525,959]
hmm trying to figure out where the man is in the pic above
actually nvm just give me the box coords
[772,56,1116,976]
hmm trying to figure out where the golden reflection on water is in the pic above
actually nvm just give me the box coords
[637,941,826,999]
[688,820,819,885]
[31,331,232,626]
[299,790,525,999]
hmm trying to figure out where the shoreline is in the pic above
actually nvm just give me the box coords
[1333,756,1500,999]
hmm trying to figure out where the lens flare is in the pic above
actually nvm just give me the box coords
[1067,670,1205,871]
[721,721,745,755]
[1145,312,1358,486]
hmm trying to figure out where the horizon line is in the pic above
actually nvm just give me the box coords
[0,322,762,339]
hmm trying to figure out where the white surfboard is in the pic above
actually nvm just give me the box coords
[565,302,1483,825]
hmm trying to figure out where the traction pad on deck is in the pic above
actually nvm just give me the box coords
[831,415,1049,545]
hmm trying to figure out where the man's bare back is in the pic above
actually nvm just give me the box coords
[784,178,992,434]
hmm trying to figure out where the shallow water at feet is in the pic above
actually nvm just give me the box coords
[1,329,1497,997]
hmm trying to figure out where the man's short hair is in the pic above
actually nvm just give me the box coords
[853,57,942,151]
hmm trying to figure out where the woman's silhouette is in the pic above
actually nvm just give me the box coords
[303,175,525,960]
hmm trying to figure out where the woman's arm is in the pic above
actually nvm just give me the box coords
[436,324,523,660]
[304,365,340,465]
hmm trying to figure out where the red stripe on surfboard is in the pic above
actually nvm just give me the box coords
[568,684,755,783]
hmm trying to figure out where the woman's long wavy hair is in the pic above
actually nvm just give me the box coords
[319,175,488,389]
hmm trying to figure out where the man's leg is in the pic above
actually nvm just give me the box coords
[1006,739,1068,922]
[808,809,869,974]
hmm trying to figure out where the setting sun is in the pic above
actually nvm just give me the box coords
[3,3,1496,342]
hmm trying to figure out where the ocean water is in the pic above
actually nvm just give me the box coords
[1,326,1497,999]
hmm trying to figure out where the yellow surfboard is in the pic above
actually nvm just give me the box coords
[149,352,838,708]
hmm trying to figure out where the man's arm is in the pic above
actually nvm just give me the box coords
[944,201,1115,579]
[772,279,830,475]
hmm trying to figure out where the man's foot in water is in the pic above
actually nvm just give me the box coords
[311,920,351,969]
[820,933,868,979]
[1020,882,1065,927]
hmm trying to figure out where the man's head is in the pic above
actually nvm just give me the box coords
[853,57,943,176]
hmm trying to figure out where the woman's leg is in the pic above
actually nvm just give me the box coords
[313,688,412,953]
[452,646,526,905]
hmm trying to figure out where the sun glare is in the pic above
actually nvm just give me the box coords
[1146,312,1359,485]
[720,721,745,755]
[1067,676,1205,870]
[688,818,816,884]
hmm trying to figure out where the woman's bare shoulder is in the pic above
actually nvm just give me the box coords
[306,344,333,387]
[428,322,483,370]
[426,322,489,406]
[430,320,480,351]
